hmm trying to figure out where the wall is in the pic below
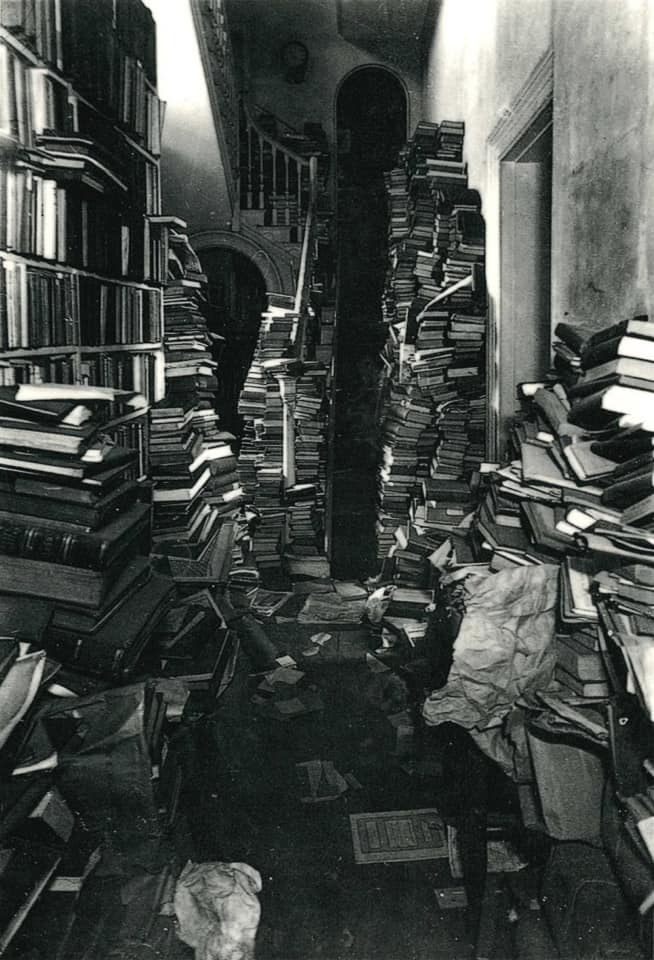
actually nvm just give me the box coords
[145,0,234,234]
[227,0,424,190]
[552,0,654,328]
[423,0,654,332]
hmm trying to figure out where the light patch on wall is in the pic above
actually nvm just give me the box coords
[143,0,221,147]
[141,0,232,233]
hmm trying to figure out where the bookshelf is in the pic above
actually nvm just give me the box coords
[0,0,166,420]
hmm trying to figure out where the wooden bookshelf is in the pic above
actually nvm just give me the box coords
[0,0,166,416]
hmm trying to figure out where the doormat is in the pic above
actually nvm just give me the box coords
[350,808,448,864]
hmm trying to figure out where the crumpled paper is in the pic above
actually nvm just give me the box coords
[174,861,262,960]
[422,564,559,744]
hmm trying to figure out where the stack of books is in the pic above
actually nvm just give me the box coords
[0,382,175,681]
[376,384,432,564]
[384,165,410,244]
[293,364,328,544]
[376,119,487,580]
[149,231,243,560]
[284,483,322,560]
[315,304,335,365]
[238,359,266,499]
[468,310,654,703]
[237,284,334,579]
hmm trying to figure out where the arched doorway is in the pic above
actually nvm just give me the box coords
[331,67,407,578]
[197,247,267,437]
[336,66,407,188]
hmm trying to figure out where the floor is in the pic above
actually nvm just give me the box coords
[183,614,478,960]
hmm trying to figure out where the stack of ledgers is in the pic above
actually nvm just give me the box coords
[376,119,487,587]
[149,231,244,566]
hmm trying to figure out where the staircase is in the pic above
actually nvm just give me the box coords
[192,0,329,281]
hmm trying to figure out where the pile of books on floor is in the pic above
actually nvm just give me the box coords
[0,655,191,956]
[0,382,189,952]
[376,119,487,581]
[150,231,244,563]
[466,313,654,706]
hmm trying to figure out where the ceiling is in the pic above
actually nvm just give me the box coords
[335,0,433,47]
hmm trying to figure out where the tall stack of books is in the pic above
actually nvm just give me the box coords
[236,236,334,582]
[238,359,266,499]
[376,384,432,564]
[149,230,243,560]
[236,304,292,573]
[376,119,487,581]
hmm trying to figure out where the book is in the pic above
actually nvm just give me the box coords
[560,438,617,483]
[601,468,654,508]
[583,315,654,348]
[0,550,141,608]
[0,479,139,529]
[49,555,152,633]
[591,425,654,462]
[45,573,175,679]
[556,635,606,683]
[0,388,92,427]
[0,501,150,569]
[0,445,137,483]
[555,665,609,698]
[577,355,654,386]
[581,334,654,369]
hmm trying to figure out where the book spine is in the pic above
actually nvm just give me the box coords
[0,517,107,568]
[601,472,654,508]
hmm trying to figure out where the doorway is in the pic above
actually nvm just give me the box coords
[330,67,407,578]
[197,247,267,437]
[336,66,407,188]
[497,103,553,455]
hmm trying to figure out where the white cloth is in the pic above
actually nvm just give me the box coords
[174,861,262,960]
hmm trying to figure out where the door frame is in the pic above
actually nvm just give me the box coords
[485,49,554,459]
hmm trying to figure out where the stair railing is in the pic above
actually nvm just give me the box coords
[239,99,312,242]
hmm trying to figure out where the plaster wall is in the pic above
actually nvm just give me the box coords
[145,0,234,234]
[423,0,654,332]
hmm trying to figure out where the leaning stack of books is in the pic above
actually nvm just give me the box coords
[149,230,244,560]
[163,231,221,405]
[237,298,298,577]
[375,119,488,576]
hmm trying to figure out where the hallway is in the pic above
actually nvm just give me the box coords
[330,182,388,580]
[183,610,477,960]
